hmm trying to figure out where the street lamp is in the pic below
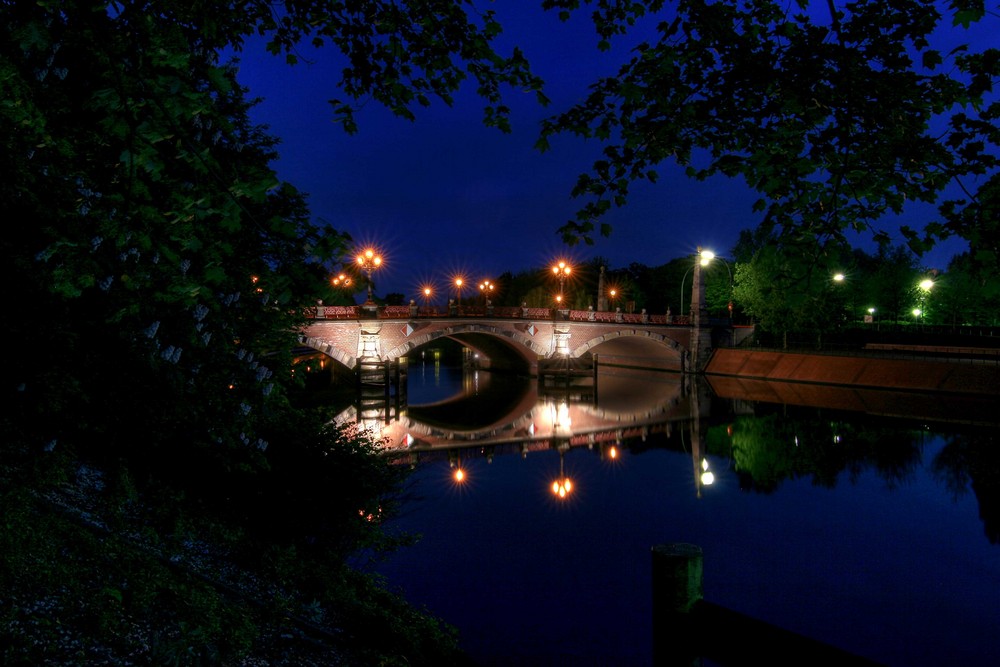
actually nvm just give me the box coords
[454,277,464,306]
[551,446,573,499]
[867,307,879,329]
[422,286,433,310]
[479,280,495,313]
[355,248,382,303]
[332,273,352,288]
[916,278,934,324]
[551,260,572,306]
[680,249,733,319]
[609,288,618,309]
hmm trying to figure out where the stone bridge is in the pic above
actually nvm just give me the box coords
[299,303,750,375]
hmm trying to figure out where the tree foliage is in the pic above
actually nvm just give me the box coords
[1,2,542,662]
[538,0,999,268]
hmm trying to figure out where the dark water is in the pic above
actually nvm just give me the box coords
[364,363,1000,667]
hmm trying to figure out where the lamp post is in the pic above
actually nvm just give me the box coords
[679,266,694,318]
[916,278,934,327]
[552,260,572,308]
[479,280,495,314]
[332,273,352,288]
[680,250,732,319]
[422,286,433,312]
[609,288,618,309]
[551,440,573,499]
[454,277,464,306]
[867,306,879,331]
[355,248,382,304]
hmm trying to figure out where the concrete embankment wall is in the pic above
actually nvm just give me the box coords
[705,349,1000,396]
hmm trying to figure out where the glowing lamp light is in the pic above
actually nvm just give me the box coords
[700,458,715,486]
[356,248,381,267]
[552,478,573,498]
[454,468,466,483]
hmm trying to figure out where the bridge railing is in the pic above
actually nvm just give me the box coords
[310,304,691,325]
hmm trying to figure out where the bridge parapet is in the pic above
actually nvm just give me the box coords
[312,304,682,325]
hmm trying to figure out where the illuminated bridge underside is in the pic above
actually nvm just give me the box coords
[300,318,693,374]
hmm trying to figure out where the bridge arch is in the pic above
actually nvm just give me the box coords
[383,323,547,372]
[572,329,686,369]
[299,335,357,371]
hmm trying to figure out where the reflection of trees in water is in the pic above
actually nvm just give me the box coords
[720,407,926,495]
[932,432,1000,545]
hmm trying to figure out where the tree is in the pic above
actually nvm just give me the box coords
[868,245,923,324]
[538,0,999,273]
[732,243,849,347]
[938,252,1000,327]
[1,2,546,663]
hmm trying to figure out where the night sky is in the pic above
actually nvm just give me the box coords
[231,5,975,301]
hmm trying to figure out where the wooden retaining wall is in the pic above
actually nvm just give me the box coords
[706,349,999,396]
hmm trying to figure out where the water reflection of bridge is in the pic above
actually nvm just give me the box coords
[335,368,708,453]
[332,365,720,497]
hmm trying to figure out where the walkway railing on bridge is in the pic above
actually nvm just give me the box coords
[309,304,685,325]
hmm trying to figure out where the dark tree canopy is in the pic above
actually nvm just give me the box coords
[538,0,999,274]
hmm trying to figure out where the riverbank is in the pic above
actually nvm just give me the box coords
[705,348,1000,395]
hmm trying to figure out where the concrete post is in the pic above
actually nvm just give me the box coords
[597,266,608,311]
[651,542,703,666]
[689,248,713,373]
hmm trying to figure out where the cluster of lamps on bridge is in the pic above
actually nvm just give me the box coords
[332,251,585,308]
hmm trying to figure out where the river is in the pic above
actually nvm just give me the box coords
[352,360,1000,667]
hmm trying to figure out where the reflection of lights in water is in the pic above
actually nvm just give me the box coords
[547,400,572,434]
[700,458,714,486]
[609,445,618,459]
[551,478,573,498]
[358,506,382,523]
[358,417,383,441]
[551,447,573,498]
[449,450,467,484]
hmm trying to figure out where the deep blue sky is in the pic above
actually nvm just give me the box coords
[232,5,973,301]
